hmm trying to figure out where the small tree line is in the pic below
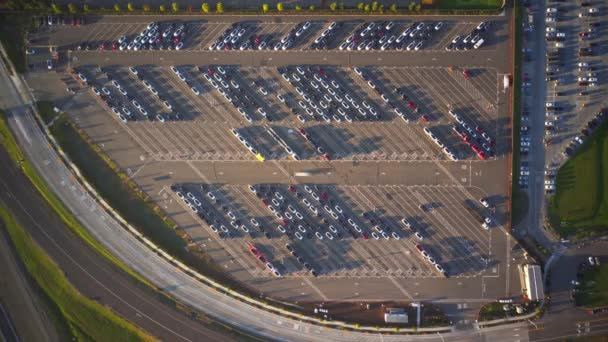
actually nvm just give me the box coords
[46,2,426,15]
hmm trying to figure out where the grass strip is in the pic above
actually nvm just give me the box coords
[434,0,504,10]
[45,107,257,298]
[549,121,608,238]
[511,0,527,227]
[576,262,608,308]
[0,110,154,289]
[0,205,155,342]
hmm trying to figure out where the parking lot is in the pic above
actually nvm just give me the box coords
[38,16,504,53]
[26,13,517,316]
[71,63,503,163]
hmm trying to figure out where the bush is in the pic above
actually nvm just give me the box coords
[371,1,378,11]
[83,4,90,13]
[143,4,151,12]
[159,4,166,12]
[51,3,62,13]
[67,3,77,14]
[276,2,283,11]
[390,3,397,12]
[262,3,269,13]
[127,2,135,11]
[364,4,370,11]
[309,5,315,10]
[201,2,209,13]
[216,2,224,13]
[357,2,364,10]
[295,5,301,10]
[113,3,120,12]
[171,2,179,12]
[329,2,337,11]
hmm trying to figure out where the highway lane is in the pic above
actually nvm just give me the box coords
[1,35,535,342]
[0,149,237,341]
[2,6,542,342]
[0,221,58,342]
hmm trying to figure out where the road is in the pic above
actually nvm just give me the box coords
[0,218,59,342]
[0,150,237,341]
[0,15,538,342]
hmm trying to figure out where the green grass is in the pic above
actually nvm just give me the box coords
[0,110,154,289]
[0,205,155,342]
[0,14,33,74]
[44,107,258,301]
[576,263,608,308]
[549,122,608,238]
[434,0,504,10]
[37,100,59,124]
[511,0,528,227]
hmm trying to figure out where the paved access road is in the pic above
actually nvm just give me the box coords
[0,150,235,341]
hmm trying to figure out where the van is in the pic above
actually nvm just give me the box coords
[473,38,484,49]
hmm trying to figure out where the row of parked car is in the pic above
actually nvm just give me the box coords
[445,21,488,51]
[340,21,444,52]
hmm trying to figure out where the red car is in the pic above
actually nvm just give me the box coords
[463,70,470,79]
[320,192,328,201]
[407,101,417,110]
[111,43,118,51]
[579,81,589,87]
[298,128,308,138]
[360,232,369,240]
[475,126,482,133]
[98,43,105,51]
[288,185,296,193]
[415,244,424,253]
[317,66,325,75]
[477,151,487,160]
[254,36,262,44]
[420,115,430,123]
[261,199,269,207]
[322,153,331,161]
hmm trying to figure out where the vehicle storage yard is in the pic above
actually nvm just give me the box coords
[26,14,519,322]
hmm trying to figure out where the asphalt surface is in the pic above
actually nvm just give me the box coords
[1,6,575,342]
[0,221,58,342]
[0,150,236,341]
[22,10,517,332]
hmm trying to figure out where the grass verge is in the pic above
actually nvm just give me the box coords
[0,110,154,289]
[511,0,528,227]
[549,121,608,238]
[0,14,33,74]
[576,263,608,308]
[43,106,262,309]
[0,205,155,341]
[434,0,504,10]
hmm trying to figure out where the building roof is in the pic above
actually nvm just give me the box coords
[523,264,544,301]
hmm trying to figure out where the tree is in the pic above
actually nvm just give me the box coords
[171,2,179,12]
[338,2,345,10]
[357,2,364,10]
[202,2,209,12]
[262,3,269,12]
[295,5,301,10]
[378,4,383,12]
[389,3,397,12]
[51,3,62,13]
[329,2,337,11]
[364,4,370,12]
[309,5,315,10]
[276,2,283,12]
[127,2,135,11]
[415,4,421,11]
[83,4,90,13]
[67,3,77,14]
[216,2,224,13]
[371,1,378,11]
[113,3,120,12]
[143,4,151,12]
[159,4,166,12]
[408,2,415,11]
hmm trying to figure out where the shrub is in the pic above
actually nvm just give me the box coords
[159,4,165,12]
[295,5,301,10]
[51,3,62,13]
[390,3,397,12]
[262,3,269,13]
[83,4,90,13]
[276,2,283,11]
[67,3,77,14]
[357,2,364,10]
[201,2,209,13]
[171,2,179,12]
[309,5,315,10]
[143,4,151,12]
[113,3,120,12]
[329,2,337,11]
[371,1,378,11]
[127,2,135,11]
[216,2,224,13]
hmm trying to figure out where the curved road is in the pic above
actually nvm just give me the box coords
[0,149,238,342]
[0,11,539,342]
